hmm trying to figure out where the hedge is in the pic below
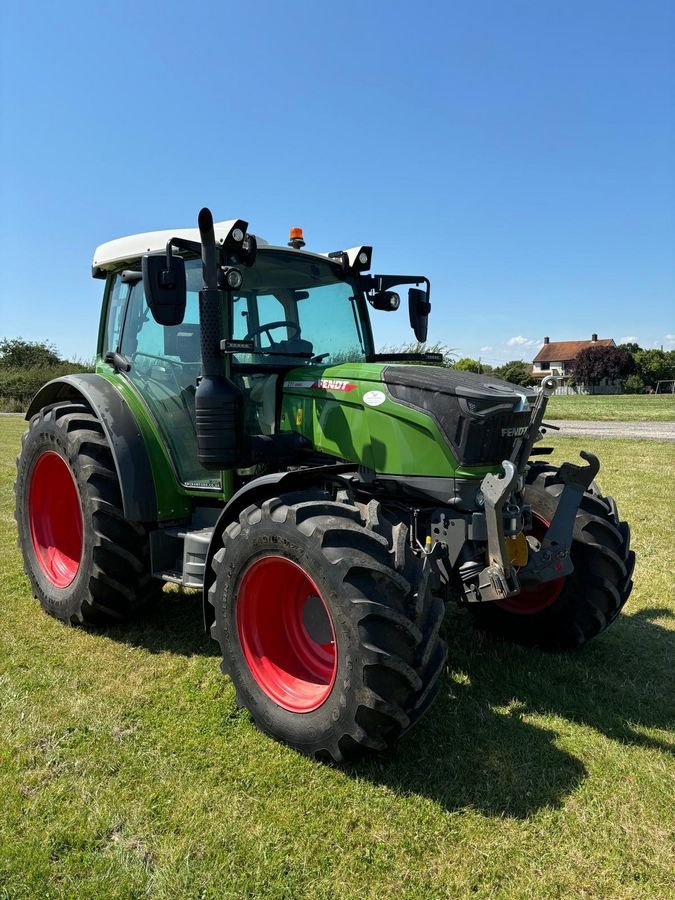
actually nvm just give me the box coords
[0,363,92,411]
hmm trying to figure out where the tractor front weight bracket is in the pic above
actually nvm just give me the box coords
[519,451,600,585]
[466,460,522,603]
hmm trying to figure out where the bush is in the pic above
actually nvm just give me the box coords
[0,338,62,368]
[453,357,479,373]
[623,373,645,394]
[0,363,91,411]
[493,360,536,386]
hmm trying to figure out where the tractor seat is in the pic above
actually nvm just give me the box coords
[248,374,278,434]
[271,337,314,357]
[166,325,201,363]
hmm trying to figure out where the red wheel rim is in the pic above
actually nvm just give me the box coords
[495,514,566,615]
[28,451,83,588]
[236,556,337,713]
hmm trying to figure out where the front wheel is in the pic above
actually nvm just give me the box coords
[208,495,447,762]
[469,463,635,650]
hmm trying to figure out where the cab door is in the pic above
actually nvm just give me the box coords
[116,277,221,490]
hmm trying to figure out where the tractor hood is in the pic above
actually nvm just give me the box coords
[280,363,538,478]
[381,365,537,468]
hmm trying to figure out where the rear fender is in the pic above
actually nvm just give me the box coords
[26,374,157,523]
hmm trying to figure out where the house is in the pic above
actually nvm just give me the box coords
[531,334,616,382]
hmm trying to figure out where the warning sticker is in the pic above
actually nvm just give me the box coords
[363,390,386,407]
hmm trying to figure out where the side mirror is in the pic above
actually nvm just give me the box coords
[409,288,431,342]
[370,290,400,311]
[142,253,187,326]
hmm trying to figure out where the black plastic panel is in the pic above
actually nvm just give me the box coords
[383,366,536,467]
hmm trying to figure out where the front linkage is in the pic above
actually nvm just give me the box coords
[455,376,600,605]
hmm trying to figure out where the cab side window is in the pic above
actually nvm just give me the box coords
[103,274,131,354]
[120,282,164,359]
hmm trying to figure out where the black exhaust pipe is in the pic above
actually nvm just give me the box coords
[194,207,243,470]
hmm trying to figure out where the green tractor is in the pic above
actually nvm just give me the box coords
[15,208,634,762]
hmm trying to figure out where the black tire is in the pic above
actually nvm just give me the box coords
[208,494,448,762]
[15,401,162,625]
[469,462,635,650]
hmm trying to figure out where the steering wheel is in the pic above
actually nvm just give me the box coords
[244,320,300,346]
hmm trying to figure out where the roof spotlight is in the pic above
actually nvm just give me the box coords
[346,246,372,271]
[219,219,249,251]
[220,267,243,290]
[327,246,372,272]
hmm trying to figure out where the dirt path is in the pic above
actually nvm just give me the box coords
[545,420,675,441]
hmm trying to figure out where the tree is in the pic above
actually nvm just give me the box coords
[633,348,675,387]
[618,341,641,354]
[493,360,535,386]
[572,345,634,385]
[453,357,481,373]
[0,337,62,368]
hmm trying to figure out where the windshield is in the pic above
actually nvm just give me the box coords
[185,250,370,366]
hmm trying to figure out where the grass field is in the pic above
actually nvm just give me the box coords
[1,417,673,898]
[546,393,675,421]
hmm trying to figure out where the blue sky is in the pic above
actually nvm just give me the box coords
[1,0,673,365]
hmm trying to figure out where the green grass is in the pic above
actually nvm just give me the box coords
[546,393,675,421]
[1,417,673,898]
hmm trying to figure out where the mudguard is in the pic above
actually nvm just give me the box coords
[25,374,157,523]
[202,463,356,625]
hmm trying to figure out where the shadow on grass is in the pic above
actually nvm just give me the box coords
[101,588,218,658]
[358,605,674,817]
[102,591,674,818]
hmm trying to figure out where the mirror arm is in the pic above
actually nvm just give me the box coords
[163,237,201,285]
[367,274,430,295]
[165,236,201,259]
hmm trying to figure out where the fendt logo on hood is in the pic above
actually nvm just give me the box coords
[286,379,358,392]
[316,379,357,392]
[501,425,528,437]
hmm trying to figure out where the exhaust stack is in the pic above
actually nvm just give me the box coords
[194,207,243,470]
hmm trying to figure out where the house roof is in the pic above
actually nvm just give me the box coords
[533,339,614,363]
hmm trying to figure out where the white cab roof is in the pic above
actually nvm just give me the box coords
[92,222,367,276]
[92,221,270,272]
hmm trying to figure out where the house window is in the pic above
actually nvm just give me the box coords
[540,361,550,371]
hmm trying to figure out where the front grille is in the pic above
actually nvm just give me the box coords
[459,405,532,465]
[385,370,533,467]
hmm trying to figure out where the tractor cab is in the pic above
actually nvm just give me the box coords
[93,212,431,489]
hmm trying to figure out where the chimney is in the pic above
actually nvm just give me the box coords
[544,336,549,344]
[591,333,598,342]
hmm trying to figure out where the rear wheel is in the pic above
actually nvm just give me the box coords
[469,463,635,650]
[209,495,448,762]
[15,401,162,624]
